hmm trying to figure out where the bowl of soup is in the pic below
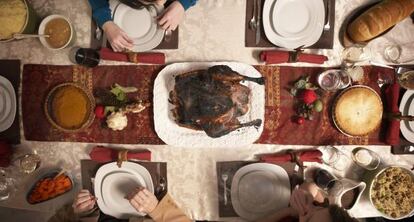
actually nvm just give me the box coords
[38,15,74,50]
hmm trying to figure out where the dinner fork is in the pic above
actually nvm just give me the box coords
[323,0,331,31]
[221,174,228,205]
[249,0,257,30]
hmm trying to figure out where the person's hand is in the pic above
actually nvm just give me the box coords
[72,189,97,215]
[158,1,185,31]
[102,21,134,52]
[289,188,314,216]
[127,187,159,214]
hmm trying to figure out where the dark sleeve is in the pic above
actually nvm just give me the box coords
[177,0,197,10]
[88,0,112,27]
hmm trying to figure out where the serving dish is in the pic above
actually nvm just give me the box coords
[44,82,95,133]
[153,62,265,148]
[367,166,414,220]
[332,85,383,137]
[0,0,39,42]
[26,169,73,204]
[339,1,394,47]
[38,14,74,50]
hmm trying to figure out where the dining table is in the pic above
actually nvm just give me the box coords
[0,0,414,221]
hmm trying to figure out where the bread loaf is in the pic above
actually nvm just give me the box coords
[347,0,414,42]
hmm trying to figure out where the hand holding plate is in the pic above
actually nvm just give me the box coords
[72,189,97,215]
[102,21,134,52]
[128,187,159,214]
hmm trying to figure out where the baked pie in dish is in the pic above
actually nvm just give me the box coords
[333,86,383,136]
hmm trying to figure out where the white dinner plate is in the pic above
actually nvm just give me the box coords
[399,90,414,142]
[95,162,154,219]
[0,76,16,132]
[153,62,265,148]
[263,0,325,49]
[112,2,164,52]
[272,0,313,38]
[231,163,291,221]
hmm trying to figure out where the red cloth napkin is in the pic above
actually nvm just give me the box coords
[99,48,165,64]
[385,82,400,145]
[260,50,328,64]
[260,149,323,164]
[89,146,151,162]
[0,141,12,167]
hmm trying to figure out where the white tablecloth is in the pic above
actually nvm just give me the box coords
[1,0,414,221]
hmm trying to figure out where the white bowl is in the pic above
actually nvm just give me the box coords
[38,14,74,50]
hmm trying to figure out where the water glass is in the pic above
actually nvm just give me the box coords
[351,147,380,170]
[313,168,343,196]
[69,47,100,67]
[0,168,14,201]
[341,44,371,65]
[19,154,41,174]
[317,70,351,91]
[319,146,350,171]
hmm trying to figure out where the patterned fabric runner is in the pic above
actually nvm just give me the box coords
[22,64,393,145]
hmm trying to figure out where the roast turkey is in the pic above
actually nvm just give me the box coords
[169,65,264,138]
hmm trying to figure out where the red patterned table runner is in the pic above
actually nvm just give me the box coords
[22,65,392,145]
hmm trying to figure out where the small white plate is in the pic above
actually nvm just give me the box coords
[231,163,291,221]
[95,162,154,219]
[263,0,324,49]
[112,3,164,52]
[399,90,414,143]
[0,76,16,132]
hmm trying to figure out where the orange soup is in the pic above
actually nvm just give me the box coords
[45,18,71,48]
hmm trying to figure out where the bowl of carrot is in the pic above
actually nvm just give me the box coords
[27,170,73,204]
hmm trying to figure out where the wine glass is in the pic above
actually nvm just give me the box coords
[313,168,344,196]
[341,44,372,66]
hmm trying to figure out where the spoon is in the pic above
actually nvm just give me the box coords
[13,34,49,40]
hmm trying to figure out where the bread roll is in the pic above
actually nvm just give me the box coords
[347,0,414,42]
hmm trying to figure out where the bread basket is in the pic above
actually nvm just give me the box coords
[44,82,95,133]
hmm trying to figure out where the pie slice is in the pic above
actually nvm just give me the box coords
[334,86,383,136]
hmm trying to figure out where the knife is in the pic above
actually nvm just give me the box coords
[255,0,262,45]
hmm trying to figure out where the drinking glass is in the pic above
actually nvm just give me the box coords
[351,147,380,170]
[317,70,351,91]
[383,43,414,64]
[19,153,41,174]
[341,44,372,66]
[319,146,350,171]
[69,47,100,67]
[313,168,343,196]
[0,168,15,201]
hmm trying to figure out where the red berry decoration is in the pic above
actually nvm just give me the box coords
[94,105,105,119]
[300,89,317,105]
[296,116,305,125]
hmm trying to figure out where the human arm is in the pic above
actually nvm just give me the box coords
[87,0,133,51]
[47,190,99,222]
[88,0,112,28]
[128,188,192,222]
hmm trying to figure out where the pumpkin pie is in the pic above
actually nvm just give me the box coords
[334,87,383,136]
